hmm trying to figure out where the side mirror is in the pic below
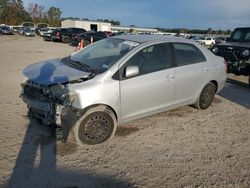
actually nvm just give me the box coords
[125,66,139,78]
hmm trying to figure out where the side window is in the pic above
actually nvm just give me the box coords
[123,43,172,77]
[173,43,206,66]
[61,29,67,33]
[244,32,250,40]
[77,28,84,33]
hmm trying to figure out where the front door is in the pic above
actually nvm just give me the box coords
[120,43,176,122]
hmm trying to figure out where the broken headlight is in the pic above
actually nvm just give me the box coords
[60,92,77,106]
[50,84,78,106]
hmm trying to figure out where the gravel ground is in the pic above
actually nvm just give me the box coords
[0,35,250,188]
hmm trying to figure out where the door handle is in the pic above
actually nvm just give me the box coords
[202,67,208,72]
[166,75,175,81]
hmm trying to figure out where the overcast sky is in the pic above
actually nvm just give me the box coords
[23,0,250,30]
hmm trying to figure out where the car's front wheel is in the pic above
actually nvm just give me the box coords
[73,105,117,145]
[194,82,216,110]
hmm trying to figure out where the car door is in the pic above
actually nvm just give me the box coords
[171,43,209,104]
[119,43,176,122]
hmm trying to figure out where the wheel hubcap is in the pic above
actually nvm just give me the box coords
[78,112,113,144]
[201,85,214,107]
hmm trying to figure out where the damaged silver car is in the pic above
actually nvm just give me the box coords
[20,35,226,145]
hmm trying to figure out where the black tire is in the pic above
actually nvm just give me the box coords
[62,36,70,43]
[73,105,117,145]
[194,82,216,110]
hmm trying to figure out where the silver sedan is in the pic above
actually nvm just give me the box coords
[21,34,226,145]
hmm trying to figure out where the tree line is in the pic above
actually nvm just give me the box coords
[0,0,61,27]
[0,0,232,34]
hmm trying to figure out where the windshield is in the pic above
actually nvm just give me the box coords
[68,38,139,74]
[229,28,250,42]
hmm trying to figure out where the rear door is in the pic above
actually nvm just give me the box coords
[120,43,176,122]
[171,43,209,104]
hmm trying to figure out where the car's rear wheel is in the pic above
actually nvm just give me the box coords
[194,82,216,110]
[73,105,117,145]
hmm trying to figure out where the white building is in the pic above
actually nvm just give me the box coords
[61,19,111,32]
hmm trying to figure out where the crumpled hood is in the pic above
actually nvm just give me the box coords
[23,58,91,86]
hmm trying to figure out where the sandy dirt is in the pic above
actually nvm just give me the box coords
[0,35,250,188]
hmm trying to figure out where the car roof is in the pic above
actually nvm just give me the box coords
[112,34,190,44]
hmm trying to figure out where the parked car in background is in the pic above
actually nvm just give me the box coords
[0,26,14,35]
[51,27,86,43]
[37,28,49,36]
[42,28,57,41]
[17,27,24,35]
[211,27,250,85]
[195,37,215,47]
[9,26,20,33]
[70,31,110,46]
[215,36,227,44]
[22,27,35,37]
[21,34,226,145]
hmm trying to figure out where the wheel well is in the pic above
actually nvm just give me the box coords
[81,104,118,121]
[210,80,218,92]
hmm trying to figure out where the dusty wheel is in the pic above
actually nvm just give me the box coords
[73,105,117,145]
[194,82,216,110]
[62,36,70,43]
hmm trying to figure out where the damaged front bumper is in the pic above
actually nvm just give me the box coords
[21,93,64,126]
[227,60,250,76]
[20,82,81,141]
